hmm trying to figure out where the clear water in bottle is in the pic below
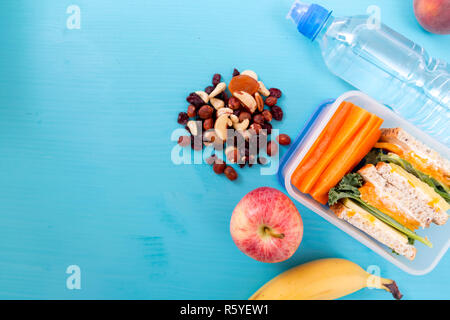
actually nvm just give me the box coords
[287,1,450,146]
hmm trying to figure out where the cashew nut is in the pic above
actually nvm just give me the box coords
[210,97,224,110]
[233,118,250,131]
[216,107,233,118]
[195,91,209,104]
[208,82,226,99]
[241,70,258,81]
[214,114,232,141]
[258,81,270,97]
[233,91,257,114]
[230,114,239,123]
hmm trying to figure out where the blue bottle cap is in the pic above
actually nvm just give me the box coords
[287,1,332,41]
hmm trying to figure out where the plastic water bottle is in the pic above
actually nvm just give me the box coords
[287,1,450,146]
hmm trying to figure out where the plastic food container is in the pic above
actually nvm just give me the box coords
[278,91,450,275]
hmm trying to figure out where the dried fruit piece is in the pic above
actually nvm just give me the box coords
[277,134,291,146]
[186,93,204,107]
[228,75,259,95]
[205,86,215,95]
[253,114,264,125]
[232,68,240,77]
[212,73,222,86]
[177,112,189,125]
[269,88,282,98]
[261,122,272,135]
[187,105,196,118]
[265,96,277,107]
[224,166,238,181]
[262,110,272,122]
[228,97,241,110]
[271,106,283,121]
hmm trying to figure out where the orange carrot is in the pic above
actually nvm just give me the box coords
[298,104,370,193]
[291,102,352,189]
[310,115,383,203]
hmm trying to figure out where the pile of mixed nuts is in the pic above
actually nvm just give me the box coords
[177,69,291,181]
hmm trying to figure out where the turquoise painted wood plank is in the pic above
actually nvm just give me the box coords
[0,0,448,299]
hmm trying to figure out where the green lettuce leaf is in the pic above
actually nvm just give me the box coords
[328,173,432,248]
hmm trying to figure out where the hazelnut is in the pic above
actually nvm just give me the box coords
[277,134,291,146]
[187,105,196,118]
[265,96,277,107]
[203,118,214,131]
[228,97,241,110]
[213,162,226,174]
[178,136,190,147]
[198,105,213,119]
[262,110,272,122]
[239,112,252,122]
[224,166,238,181]
[253,114,264,125]
[226,147,239,163]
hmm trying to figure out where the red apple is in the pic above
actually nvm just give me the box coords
[414,0,450,34]
[230,187,303,263]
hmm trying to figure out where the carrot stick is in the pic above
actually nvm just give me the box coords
[310,115,383,203]
[291,102,352,189]
[298,104,370,193]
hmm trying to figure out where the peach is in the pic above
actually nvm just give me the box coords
[414,0,450,34]
[230,187,303,263]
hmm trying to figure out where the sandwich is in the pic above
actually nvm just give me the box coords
[329,128,449,260]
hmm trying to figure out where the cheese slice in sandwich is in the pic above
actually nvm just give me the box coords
[376,162,449,225]
[331,199,417,260]
[357,164,430,229]
[378,128,450,188]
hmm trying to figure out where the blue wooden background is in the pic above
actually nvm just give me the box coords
[0,0,448,299]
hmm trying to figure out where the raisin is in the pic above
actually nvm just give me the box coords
[205,86,215,95]
[261,122,272,135]
[177,112,189,125]
[271,106,283,121]
[186,92,204,107]
[212,74,221,86]
[269,88,282,98]
[232,68,240,77]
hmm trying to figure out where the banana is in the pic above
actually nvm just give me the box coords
[249,258,402,300]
